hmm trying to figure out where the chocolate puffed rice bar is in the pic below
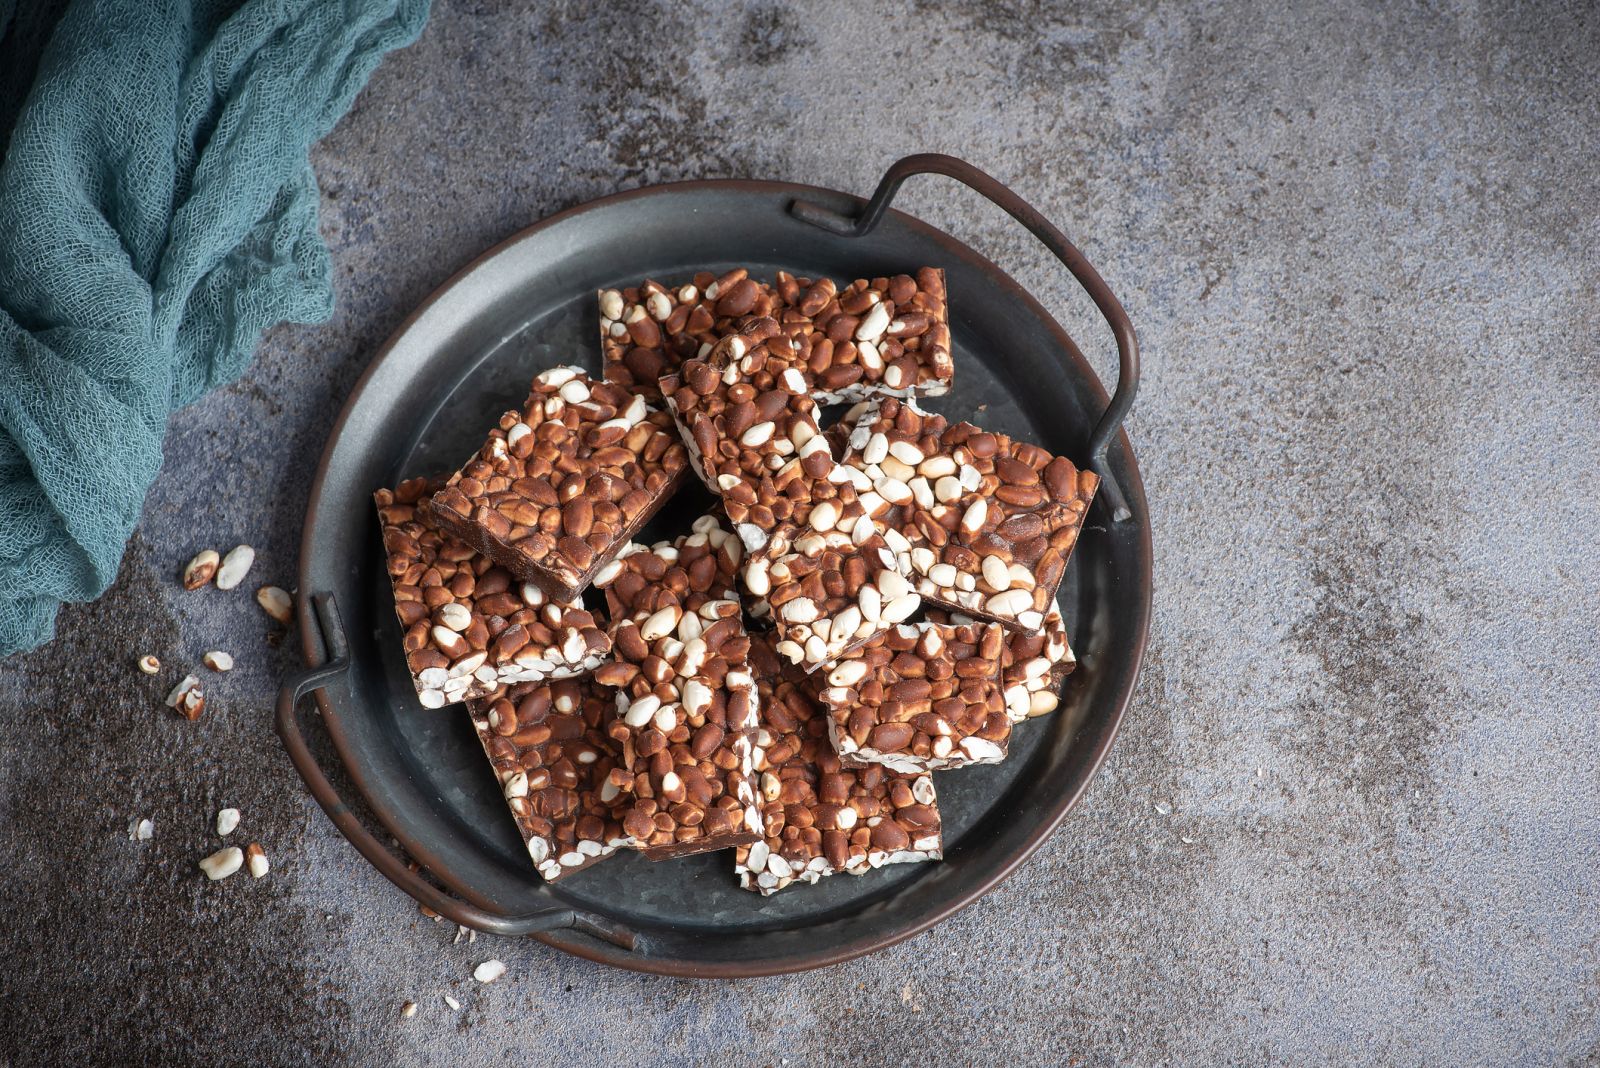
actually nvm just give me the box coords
[467,677,635,880]
[817,619,1011,773]
[752,269,954,404]
[837,397,1098,631]
[427,367,689,603]
[592,518,763,859]
[742,501,921,675]
[598,270,783,401]
[927,604,1077,722]
[375,479,610,709]
[736,634,941,894]
[601,267,953,407]
[658,322,835,553]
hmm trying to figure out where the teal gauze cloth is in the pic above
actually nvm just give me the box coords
[0,0,429,655]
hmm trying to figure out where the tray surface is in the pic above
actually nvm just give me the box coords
[297,178,1150,975]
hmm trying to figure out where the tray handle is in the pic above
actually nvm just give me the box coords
[275,592,637,951]
[790,152,1139,521]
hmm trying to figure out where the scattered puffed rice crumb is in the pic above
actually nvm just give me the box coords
[215,545,255,590]
[443,994,461,1011]
[257,585,293,624]
[473,959,506,983]
[198,847,243,881]
[183,549,220,589]
[216,808,240,836]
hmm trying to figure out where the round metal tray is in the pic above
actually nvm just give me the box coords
[277,156,1151,976]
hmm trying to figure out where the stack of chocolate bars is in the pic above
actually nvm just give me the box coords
[375,267,1094,894]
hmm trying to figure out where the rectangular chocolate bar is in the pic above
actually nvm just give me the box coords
[837,397,1098,631]
[658,325,835,553]
[741,503,921,675]
[602,268,953,407]
[927,604,1077,722]
[816,620,1011,773]
[427,367,690,602]
[467,677,635,880]
[375,478,611,708]
[736,634,941,894]
[592,520,763,859]
[739,269,954,404]
[598,270,782,401]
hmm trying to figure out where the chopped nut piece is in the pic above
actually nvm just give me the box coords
[214,545,255,590]
[182,549,220,589]
[472,959,506,983]
[165,675,205,720]
[202,650,233,672]
[216,808,240,836]
[198,847,244,881]
[137,655,160,675]
[400,1001,417,1020]
[128,817,155,841]
[443,995,461,1011]
[245,842,269,878]
[165,675,198,705]
[256,585,293,625]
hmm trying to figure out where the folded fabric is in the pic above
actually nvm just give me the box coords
[0,0,429,655]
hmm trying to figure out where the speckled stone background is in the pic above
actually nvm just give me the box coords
[2,1,1597,1064]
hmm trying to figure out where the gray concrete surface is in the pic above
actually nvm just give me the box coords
[2,1,1597,1064]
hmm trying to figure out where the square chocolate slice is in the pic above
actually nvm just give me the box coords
[375,478,610,708]
[467,677,635,880]
[735,634,941,894]
[837,397,1098,631]
[427,367,689,602]
[816,620,1011,773]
